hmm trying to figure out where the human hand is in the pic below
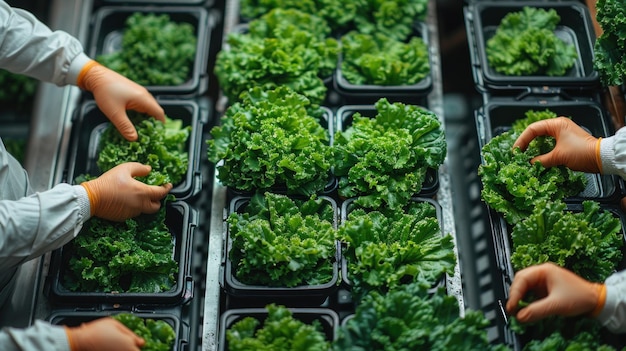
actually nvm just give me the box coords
[512,117,602,173]
[506,263,605,323]
[81,162,172,222]
[65,317,144,351]
[78,60,165,141]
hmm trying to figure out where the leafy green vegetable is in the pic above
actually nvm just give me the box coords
[214,9,338,106]
[112,313,176,351]
[486,7,577,76]
[97,12,197,86]
[0,69,38,113]
[227,192,336,287]
[97,112,190,186]
[510,199,623,282]
[241,0,357,33]
[594,0,626,86]
[333,98,446,209]
[333,282,509,351]
[478,109,587,225]
[207,87,333,196]
[338,201,455,299]
[353,0,429,42]
[63,196,178,293]
[227,304,331,351]
[340,31,430,86]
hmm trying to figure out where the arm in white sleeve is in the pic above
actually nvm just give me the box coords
[596,270,626,333]
[0,0,90,86]
[0,320,70,351]
[600,127,626,180]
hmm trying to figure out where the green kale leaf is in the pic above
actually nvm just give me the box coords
[227,192,336,287]
[594,0,626,86]
[97,12,197,86]
[353,0,429,42]
[112,313,176,351]
[227,304,331,351]
[340,31,430,86]
[478,109,587,225]
[333,98,445,210]
[486,7,577,76]
[97,113,189,186]
[207,87,333,195]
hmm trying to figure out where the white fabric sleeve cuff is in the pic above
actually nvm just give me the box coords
[600,134,617,175]
[596,271,626,333]
[72,184,91,221]
[66,52,92,86]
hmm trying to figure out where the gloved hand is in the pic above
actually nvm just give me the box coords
[65,317,144,351]
[78,60,165,141]
[513,117,602,173]
[506,263,606,323]
[81,162,172,222]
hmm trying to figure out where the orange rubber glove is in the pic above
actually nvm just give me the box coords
[512,117,603,173]
[506,263,606,323]
[81,162,172,222]
[65,317,144,351]
[77,60,165,141]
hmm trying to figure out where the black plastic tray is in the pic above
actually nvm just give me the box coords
[465,1,599,93]
[47,201,196,306]
[218,307,339,351]
[66,99,209,200]
[47,310,189,351]
[335,104,440,198]
[475,99,619,203]
[88,6,213,97]
[222,195,340,305]
[334,21,433,105]
[339,196,447,292]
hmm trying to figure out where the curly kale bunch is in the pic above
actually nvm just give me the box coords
[353,0,429,42]
[97,112,190,186]
[594,0,626,86]
[112,313,176,351]
[333,98,446,210]
[478,109,587,225]
[486,7,577,76]
[340,31,430,86]
[207,87,333,196]
[97,12,197,86]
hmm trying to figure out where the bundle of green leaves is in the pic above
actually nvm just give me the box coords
[97,12,197,86]
[340,31,430,86]
[214,9,338,106]
[511,200,623,283]
[64,197,178,293]
[227,192,336,288]
[227,304,331,351]
[478,110,587,225]
[333,98,446,210]
[0,69,38,113]
[594,0,626,86]
[338,201,455,299]
[240,0,358,33]
[333,282,509,351]
[207,87,333,196]
[486,7,577,76]
[97,112,190,186]
[112,313,176,351]
[353,0,429,42]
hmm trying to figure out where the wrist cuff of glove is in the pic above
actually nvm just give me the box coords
[591,283,607,317]
[64,326,78,351]
[80,182,97,217]
[77,60,102,91]
[595,137,603,174]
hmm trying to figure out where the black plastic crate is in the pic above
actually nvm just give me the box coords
[47,201,196,306]
[335,104,439,198]
[218,307,339,351]
[465,1,599,93]
[65,99,208,200]
[339,196,447,292]
[47,310,189,351]
[475,99,619,203]
[334,21,433,105]
[222,195,340,305]
[88,6,213,97]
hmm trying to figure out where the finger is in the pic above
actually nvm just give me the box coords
[108,110,139,141]
[126,163,152,178]
[147,183,173,201]
[506,266,547,312]
[529,151,558,168]
[512,120,557,151]
[128,93,166,123]
[516,298,556,323]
